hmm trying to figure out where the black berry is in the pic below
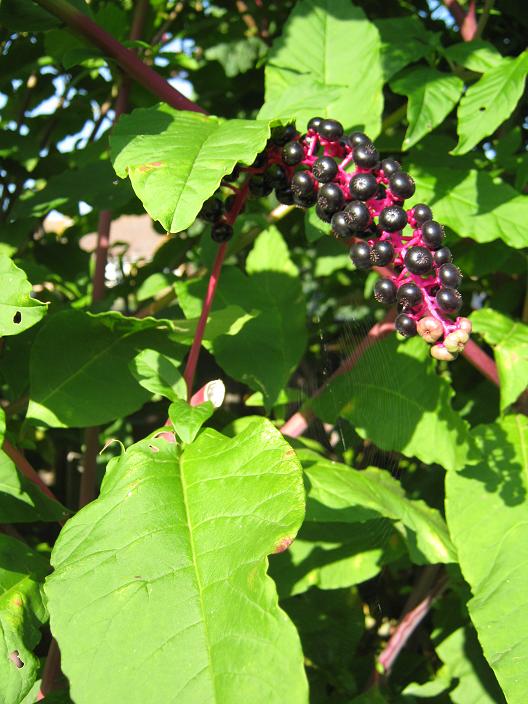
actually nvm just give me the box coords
[344,201,371,231]
[349,172,378,200]
[353,143,380,169]
[397,282,423,309]
[349,131,371,147]
[395,313,417,337]
[436,287,463,314]
[438,263,462,288]
[379,206,407,232]
[293,191,317,208]
[315,203,333,223]
[199,197,223,223]
[374,278,397,304]
[211,221,233,243]
[282,141,304,166]
[371,240,394,266]
[404,246,433,275]
[291,170,314,197]
[331,211,354,239]
[275,187,294,205]
[271,123,298,146]
[312,156,338,183]
[413,203,433,225]
[421,220,445,250]
[319,118,344,141]
[434,246,453,266]
[350,241,372,269]
[307,116,323,132]
[249,173,273,197]
[317,183,344,213]
[266,164,288,189]
[389,171,415,200]
[381,158,401,177]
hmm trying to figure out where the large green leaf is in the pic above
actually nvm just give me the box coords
[310,336,474,471]
[443,40,503,73]
[45,419,307,704]
[445,415,528,704]
[452,51,528,155]
[391,67,463,150]
[0,534,49,704]
[375,16,436,80]
[471,309,528,411]
[257,77,342,127]
[111,106,272,233]
[410,166,528,249]
[266,0,384,136]
[205,37,267,77]
[0,255,46,337]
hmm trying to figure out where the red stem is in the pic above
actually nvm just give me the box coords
[3,440,62,506]
[32,0,206,114]
[443,0,478,41]
[92,210,112,303]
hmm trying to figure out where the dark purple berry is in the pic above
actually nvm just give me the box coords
[434,246,453,266]
[379,206,407,232]
[307,116,323,132]
[199,197,223,223]
[271,123,298,146]
[349,172,378,200]
[317,183,344,213]
[344,200,371,231]
[350,241,372,269]
[315,204,333,223]
[211,221,233,243]
[381,158,401,176]
[371,240,394,266]
[389,171,415,200]
[319,119,344,141]
[349,131,371,147]
[291,170,314,197]
[331,211,354,239]
[293,191,317,208]
[374,278,397,304]
[395,313,417,337]
[353,143,380,169]
[438,263,462,288]
[397,282,423,309]
[413,203,433,225]
[421,220,445,250]
[312,156,338,183]
[436,288,463,314]
[275,187,294,205]
[249,173,273,197]
[404,246,433,275]
[282,141,304,166]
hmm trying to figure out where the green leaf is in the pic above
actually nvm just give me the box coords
[266,0,384,136]
[205,37,267,77]
[443,40,503,74]
[304,459,455,564]
[445,415,528,704]
[27,310,180,428]
[471,309,528,411]
[410,166,528,249]
[0,534,49,704]
[310,336,474,471]
[111,106,272,233]
[391,67,463,150]
[0,255,46,337]
[257,77,342,127]
[0,0,60,31]
[452,51,528,155]
[375,16,436,80]
[168,399,214,444]
[129,349,186,402]
[45,419,307,704]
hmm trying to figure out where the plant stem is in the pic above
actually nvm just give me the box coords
[37,639,61,701]
[442,0,478,41]
[3,440,62,506]
[475,0,495,39]
[92,210,113,303]
[33,0,206,114]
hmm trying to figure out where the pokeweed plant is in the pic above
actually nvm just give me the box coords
[0,1,526,704]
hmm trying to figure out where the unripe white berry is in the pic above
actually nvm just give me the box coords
[417,316,443,343]
[444,329,469,353]
[457,317,472,334]
[431,344,457,362]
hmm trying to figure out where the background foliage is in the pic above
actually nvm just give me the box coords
[0,1,527,703]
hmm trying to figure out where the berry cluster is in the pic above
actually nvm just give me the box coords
[198,118,471,361]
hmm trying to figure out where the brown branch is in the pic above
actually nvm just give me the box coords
[2,439,62,506]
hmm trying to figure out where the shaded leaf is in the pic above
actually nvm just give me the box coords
[205,37,267,77]
[129,349,186,402]
[443,40,503,73]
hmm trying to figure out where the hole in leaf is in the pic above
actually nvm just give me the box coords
[148,444,160,453]
[479,106,486,111]
[9,650,24,668]
[13,311,21,324]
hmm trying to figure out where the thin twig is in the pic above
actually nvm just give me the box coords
[475,0,495,39]
[3,440,62,505]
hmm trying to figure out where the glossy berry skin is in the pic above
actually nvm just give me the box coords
[381,158,401,176]
[312,156,338,183]
[282,141,304,166]
[211,221,233,243]
[413,203,433,225]
[353,143,380,169]
[275,187,294,205]
[307,116,323,132]
[421,220,445,250]
[395,313,417,337]
[271,123,298,146]
[291,170,314,196]
[436,287,463,314]
[319,118,344,141]
[438,263,462,288]
[199,197,223,223]
[331,211,355,238]
[350,241,372,269]
[433,246,453,266]
[397,282,423,309]
[379,205,407,232]
[293,191,317,208]
[318,183,344,213]
[344,201,371,231]
[349,131,371,147]
[374,278,397,304]
[389,172,415,200]
[371,240,394,266]
[349,172,378,200]
[266,164,288,189]
[249,174,273,197]
[404,246,433,275]
[315,203,333,223]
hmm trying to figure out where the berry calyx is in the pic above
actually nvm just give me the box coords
[350,241,372,269]
[404,246,433,275]
[379,206,407,232]
[317,183,344,214]
[436,287,463,314]
[395,313,417,337]
[421,220,445,250]
[282,141,304,166]
[349,172,378,200]
[389,171,415,200]
[374,278,397,304]
[312,156,338,183]
[353,143,380,169]
[417,316,443,343]
[397,282,423,309]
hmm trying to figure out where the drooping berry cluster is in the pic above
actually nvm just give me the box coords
[198,118,471,361]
